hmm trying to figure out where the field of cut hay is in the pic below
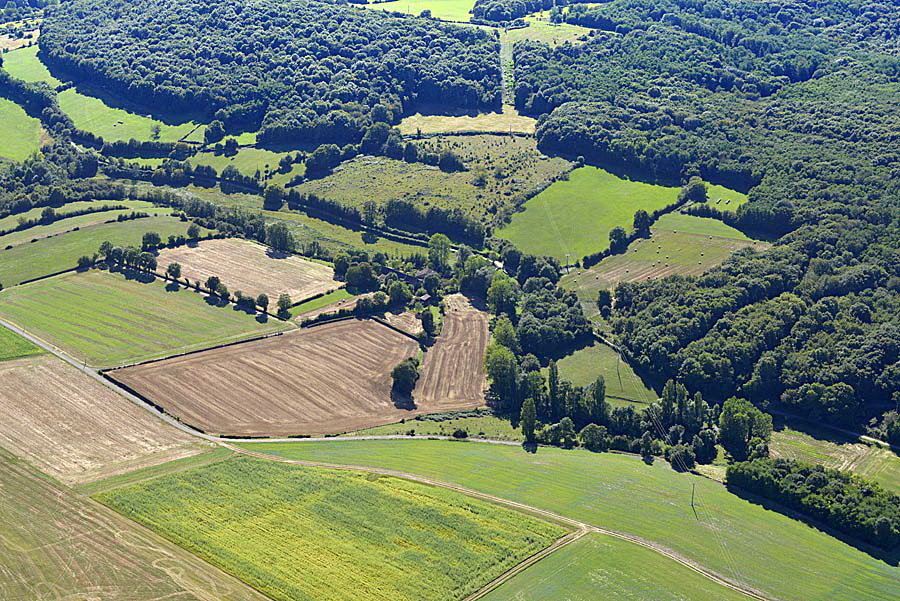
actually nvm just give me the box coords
[157,238,336,304]
[415,294,488,406]
[0,354,205,484]
[110,319,427,436]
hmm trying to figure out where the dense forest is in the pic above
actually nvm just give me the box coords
[39,0,501,145]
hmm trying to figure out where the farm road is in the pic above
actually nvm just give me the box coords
[2,318,770,600]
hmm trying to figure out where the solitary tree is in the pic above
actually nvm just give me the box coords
[257,293,270,312]
[141,231,161,250]
[266,222,294,252]
[391,357,420,397]
[277,293,292,316]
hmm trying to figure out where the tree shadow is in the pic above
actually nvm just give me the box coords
[119,267,156,284]
[522,441,538,454]
[265,248,291,260]
[204,294,229,308]
[165,281,180,292]
[642,454,655,465]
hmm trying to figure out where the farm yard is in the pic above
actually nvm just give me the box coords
[415,294,489,406]
[156,238,337,305]
[553,342,656,406]
[109,319,427,436]
[0,97,41,162]
[0,270,289,368]
[96,456,565,601]
[0,353,206,484]
[0,445,267,601]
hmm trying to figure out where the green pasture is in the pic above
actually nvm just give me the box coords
[241,439,900,601]
[496,167,679,262]
[0,200,150,232]
[351,411,523,440]
[288,287,353,317]
[0,97,40,162]
[653,212,752,239]
[362,0,475,22]
[483,532,748,601]
[0,45,60,85]
[505,17,592,46]
[189,147,299,180]
[552,341,656,406]
[694,183,749,211]
[97,455,565,601]
[0,270,289,368]
[0,215,195,286]
[0,325,43,362]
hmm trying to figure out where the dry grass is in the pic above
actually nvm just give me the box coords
[382,310,423,336]
[399,106,536,135]
[0,30,38,51]
[157,238,336,303]
[110,319,431,436]
[0,355,206,485]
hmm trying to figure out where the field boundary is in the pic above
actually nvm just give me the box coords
[15,265,78,286]
[371,315,423,342]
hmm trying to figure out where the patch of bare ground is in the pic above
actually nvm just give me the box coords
[157,237,335,303]
[109,319,442,437]
[382,310,423,336]
[0,355,206,485]
[415,294,489,406]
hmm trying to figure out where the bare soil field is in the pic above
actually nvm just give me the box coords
[0,445,267,601]
[382,311,423,336]
[110,319,442,436]
[157,238,336,303]
[415,294,488,406]
[0,355,206,485]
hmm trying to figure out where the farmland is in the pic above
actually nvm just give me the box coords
[362,0,475,22]
[0,445,267,601]
[553,342,656,406]
[0,45,60,85]
[482,532,749,601]
[398,107,536,135]
[189,147,300,180]
[496,166,680,262]
[351,410,523,440]
[0,354,206,484]
[504,17,592,46]
[110,319,427,436]
[0,325,42,362]
[0,214,199,286]
[156,238,336,304]
[0,97,40,162]
[289,287,354,318]
[96,456,565,601]
[415,294,489,406]
[693,183,750,211]
[0,199,154,232]
[242,439,900,601]
[0,270,289,368]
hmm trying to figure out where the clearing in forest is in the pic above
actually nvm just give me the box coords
[96,456,565,601]
[415,294,489,406]
[496,166,679,262]
[110,319,427,436]
[0,45,60,85]
[0,97,41,162]
[0,354,205,485]
[0,270,289,368]
[398,106,536,135]
[362,0,476,22]
[0,445,266,601]
[156,238,337,305]
[553,341,655,406]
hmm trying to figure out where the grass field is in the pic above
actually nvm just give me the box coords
[0,97,40,162]
[399,106,536,135]
[97,455,565,601]
[0,354,206,484]
[0,325,43,362]
[351,411,523,440]
[653,212,753,238]
[0,199,154,232]
[694,183,750,211]
[496,167,679,262]
[553,342,656,406]
[362,0,475,22]
[483,531,749,601]
[0,45,60,85]
[0,445,267,601]
[241,439,900,601]
[0,215,198,286]
[58,88,203,143]
[0,270,289,368]
[189,147,298,179]
[288,287,354,317]
[505,16,593,46]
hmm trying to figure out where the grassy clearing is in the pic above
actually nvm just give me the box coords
[399,106,536,135]
[0,325,43,362]
[0,270,290,368]
[483,531,749,601]
[58,88,202,143]
[653,212,752,239]
[97,455,565,601]
[552,341,656,406]
[362,0,475,22]
[351,411,523,440]
[189,147,299,179]
[0,214,196,286]
[0,97,40,162]
[0,45,60,85]
[288,287,353,317]
[241,439,900,601]
[497,166,679,262]
[694,183,750,211]
[506,16,593,46]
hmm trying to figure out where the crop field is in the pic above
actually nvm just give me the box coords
[770,417,900,494]
[496,166,680,262]
[415,294,489,406]
[362,0,475,22]
[382,310,424,335]
[241,439,900,601]
[0,270,289,368]
[0,354,206,484]
[0,445,267,601]
[57,88,203,143]
[0,325,43,362]
[296,135,571,226]
[97,455,565,601]
[0,214,199,286]
[288,287,355,318]
[553,342,656,406]
[398,107,536,135]
[110,319,427,436]
[482,531,749,601]
[0,45,61,85]
[156,238,336,304]
[0,97,40,162]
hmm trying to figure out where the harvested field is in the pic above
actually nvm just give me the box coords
[0,354,206,485]
[382,310,423,336]
[156,238,336,304]
[415,294,488,406]
[0,445,267,601]
[111,319,431,436]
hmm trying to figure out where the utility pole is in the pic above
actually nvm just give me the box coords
[691,482,696,509]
